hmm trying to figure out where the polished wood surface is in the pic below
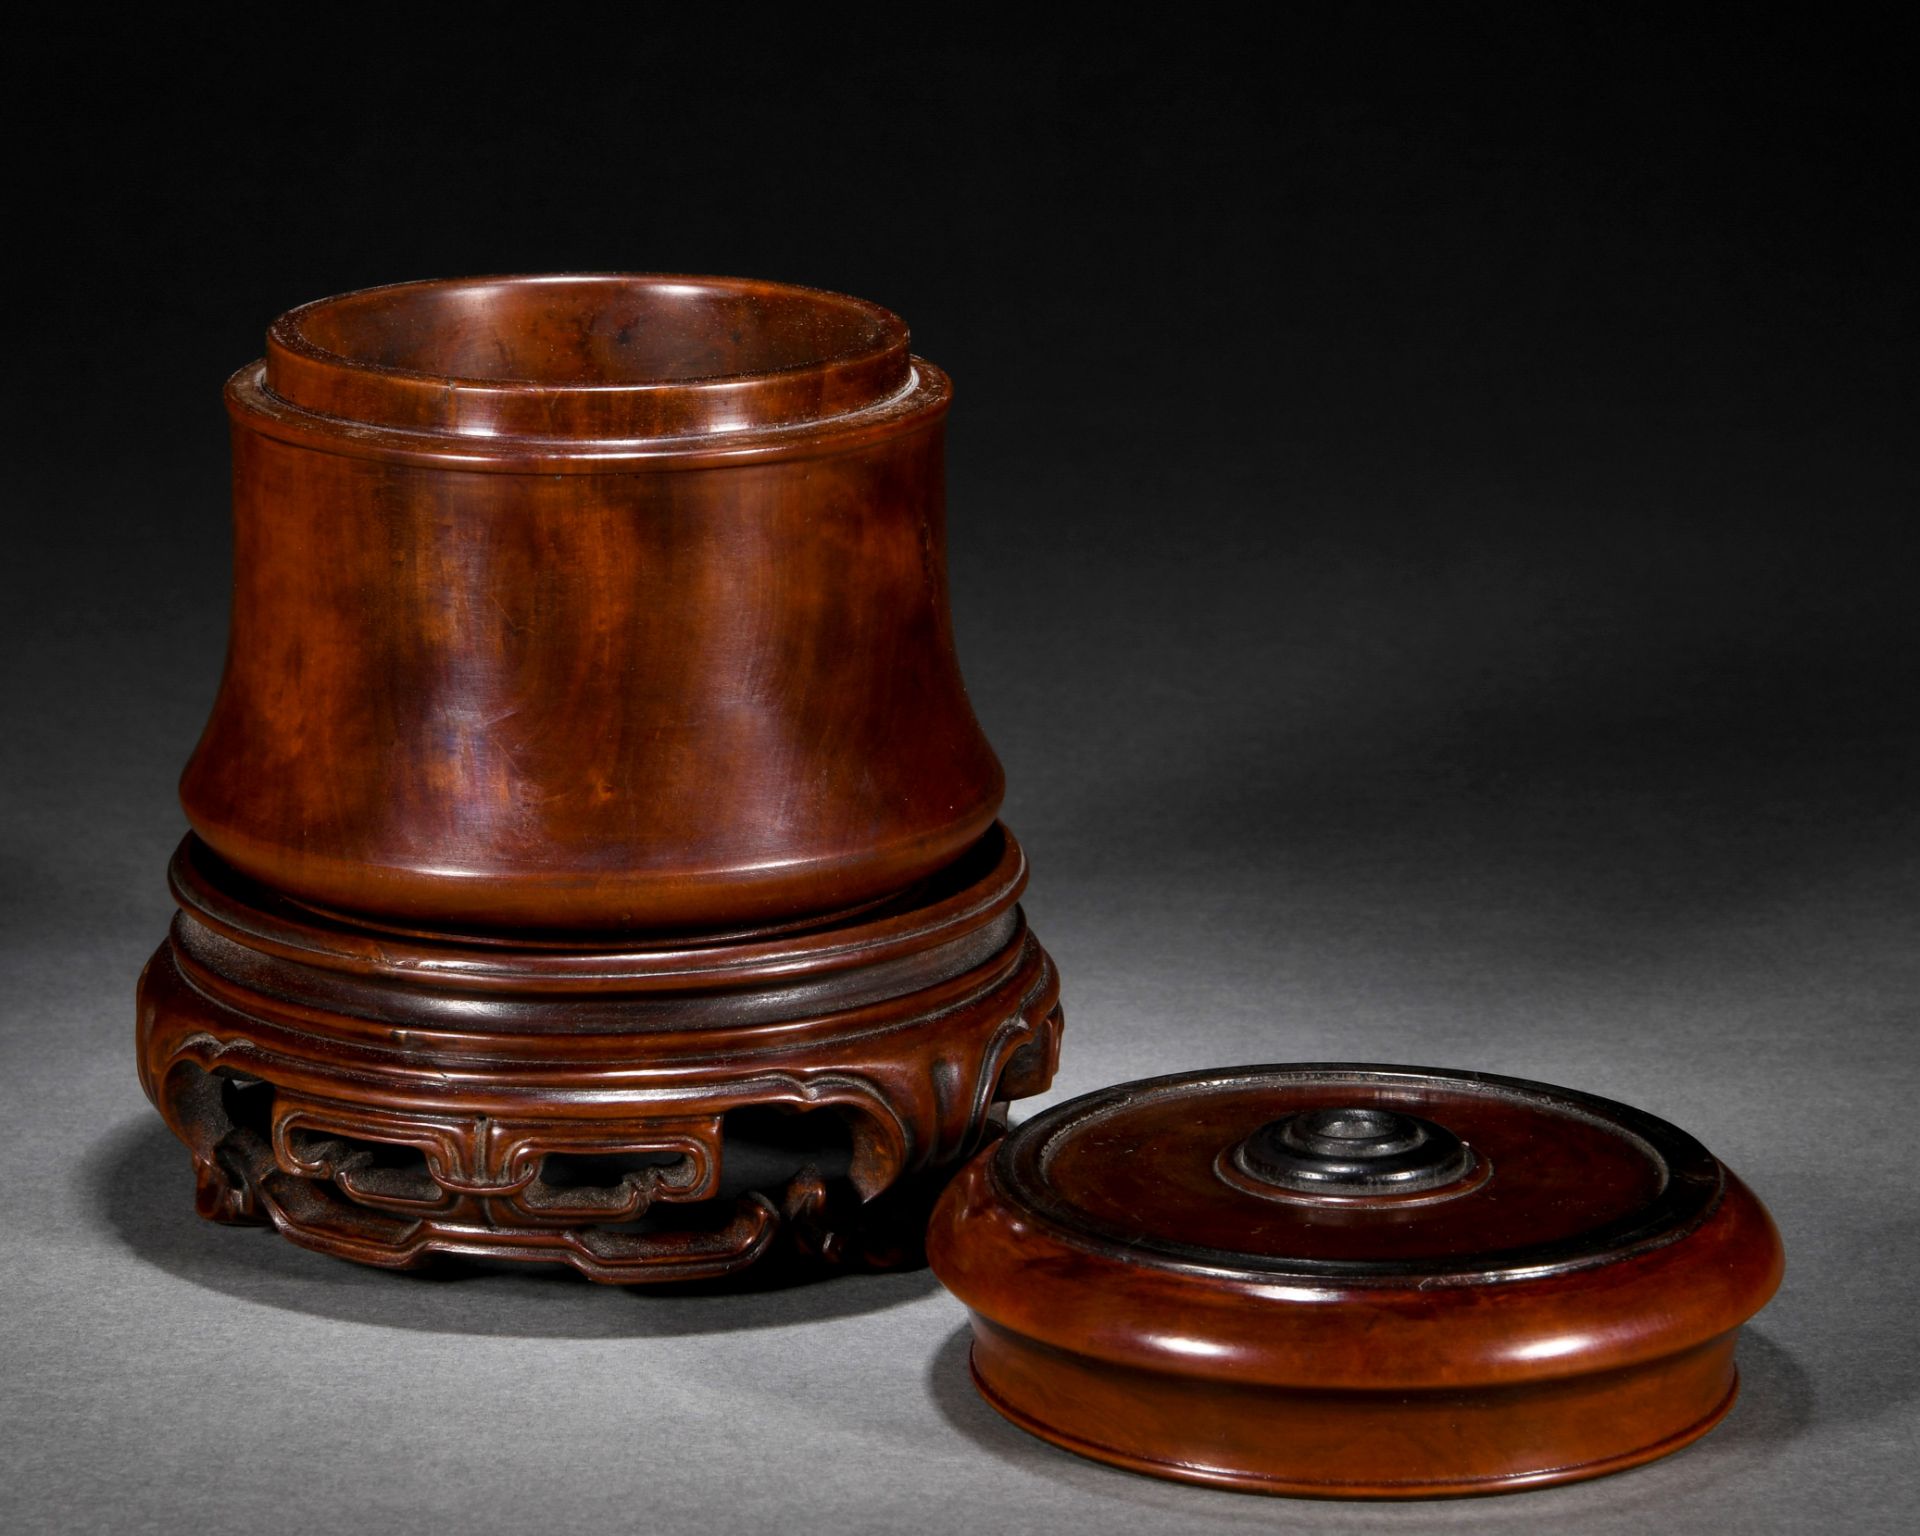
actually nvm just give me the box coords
[139,275,1061,1281]
[140,827,1060,1281]
[928,1065,1784,1497]
[185,274,1002,933]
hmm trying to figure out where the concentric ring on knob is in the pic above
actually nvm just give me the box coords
[1227,1106,1475,1196]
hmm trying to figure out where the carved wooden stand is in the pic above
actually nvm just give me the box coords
[139,825,1060,1281]
[136,275,1064,1283]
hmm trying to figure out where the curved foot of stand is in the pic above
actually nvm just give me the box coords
[135,830,1063,1287]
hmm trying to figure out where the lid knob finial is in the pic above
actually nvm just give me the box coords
[1228,1105,1475,1196]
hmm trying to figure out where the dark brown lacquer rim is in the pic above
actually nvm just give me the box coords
[995,1064,1725,1284]
[231,273,948,469]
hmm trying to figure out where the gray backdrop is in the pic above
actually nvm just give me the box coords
[5,15,1914,1533]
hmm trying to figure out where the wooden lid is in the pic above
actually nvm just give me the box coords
[928,1063,1783,1498]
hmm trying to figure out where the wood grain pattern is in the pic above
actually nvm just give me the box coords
[139,827,1060,1281]
[138,275,1062,1281]
[928,1065,1783,1497]
[185,274,1002,933]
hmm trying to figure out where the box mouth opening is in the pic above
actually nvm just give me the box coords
[262,273,915,440]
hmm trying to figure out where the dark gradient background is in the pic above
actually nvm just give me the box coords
[4,13,1914,1533]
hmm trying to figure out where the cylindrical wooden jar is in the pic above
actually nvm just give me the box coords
[137,276,1062,1284]
[186,274,1004,933]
